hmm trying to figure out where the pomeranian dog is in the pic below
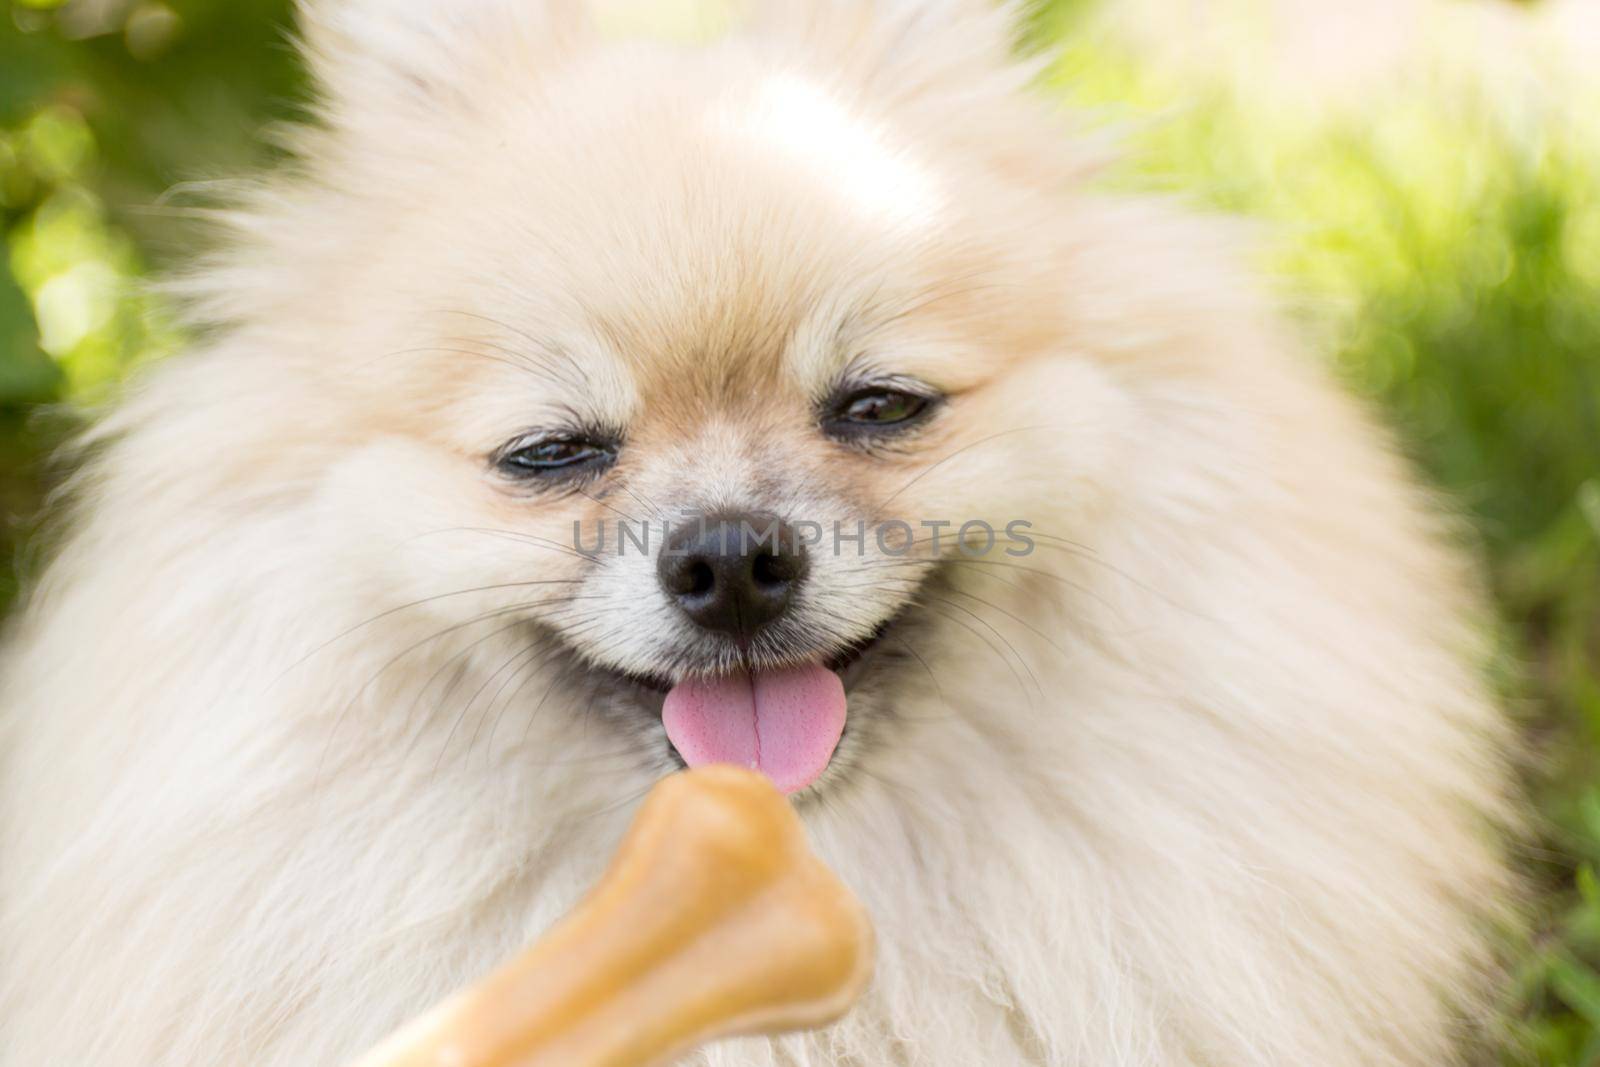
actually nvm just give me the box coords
[0,1,1515,1064]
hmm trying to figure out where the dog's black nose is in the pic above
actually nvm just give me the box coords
[658,512,808,638]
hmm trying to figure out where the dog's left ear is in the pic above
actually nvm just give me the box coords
[297,0,592,122]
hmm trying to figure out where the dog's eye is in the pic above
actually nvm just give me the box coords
[823,385,939,438]
[841,391,926,424]
[495,434,615,480]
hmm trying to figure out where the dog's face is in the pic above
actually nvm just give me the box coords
[293,1,1133,792]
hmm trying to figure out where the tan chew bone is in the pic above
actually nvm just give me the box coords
[347,766,874,1067]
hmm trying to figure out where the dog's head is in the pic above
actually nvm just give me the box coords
[248,0,1142,793]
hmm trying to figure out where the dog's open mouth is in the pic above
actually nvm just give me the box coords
[607,617,894,795]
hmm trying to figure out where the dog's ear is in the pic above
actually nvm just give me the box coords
[297,0,591,120]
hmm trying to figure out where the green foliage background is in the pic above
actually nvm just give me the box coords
[2,1,1597,1061]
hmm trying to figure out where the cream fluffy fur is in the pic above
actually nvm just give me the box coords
[0,2,1514,1064]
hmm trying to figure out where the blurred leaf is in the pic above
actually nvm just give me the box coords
[1550,954,1600,1033]
[1578,865,1600,913]
[0,255,58,403]
[21,103,94,181]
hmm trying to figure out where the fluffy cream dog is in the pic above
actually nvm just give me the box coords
[0,1,1515,1063]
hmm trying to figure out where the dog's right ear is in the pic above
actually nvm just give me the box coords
[297,0,591,121]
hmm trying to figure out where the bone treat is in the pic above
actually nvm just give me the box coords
[346,765,875,1067]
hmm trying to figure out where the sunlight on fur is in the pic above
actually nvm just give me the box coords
[712,73,947,229]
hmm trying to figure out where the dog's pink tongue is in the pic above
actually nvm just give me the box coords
[661,665,846,794]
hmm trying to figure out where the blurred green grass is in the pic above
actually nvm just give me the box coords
[2,1,1597,1061]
